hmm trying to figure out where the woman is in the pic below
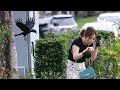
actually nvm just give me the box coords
[67,27,98,79]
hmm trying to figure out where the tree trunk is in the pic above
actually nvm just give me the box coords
[7,11,19,79]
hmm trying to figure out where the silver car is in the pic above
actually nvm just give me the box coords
[39,14,78,35]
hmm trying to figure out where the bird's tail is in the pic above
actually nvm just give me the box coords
[14,33,23,36]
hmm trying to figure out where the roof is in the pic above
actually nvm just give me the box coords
[99,12,120,17]
[81,21,118,31]
[39,14,73,24]
[52,14,73,18]
[81,21,119,37]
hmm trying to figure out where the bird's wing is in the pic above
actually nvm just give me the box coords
[15,18,29,32]
[25,17,35,29]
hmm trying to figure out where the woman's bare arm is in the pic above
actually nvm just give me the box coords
[72,45,84,61]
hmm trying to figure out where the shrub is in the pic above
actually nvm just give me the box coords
[0,25,11,79]
[93,31,120,79]
[34,30,79,79]
[34,36,67,79]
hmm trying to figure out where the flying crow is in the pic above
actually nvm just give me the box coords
[15,17,37,38]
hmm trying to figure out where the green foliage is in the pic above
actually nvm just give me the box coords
[93,32,120,79]
[44,33,58,38]
[34,30,79,79]
[25,71,33,79]
[0,25,10,55]
[0,25,11,47]
[34,37,67,79]
[0,25,11,79]
[59,30,79,52]
[96,30,115,40]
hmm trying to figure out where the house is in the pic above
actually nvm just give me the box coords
[13,11,40,78]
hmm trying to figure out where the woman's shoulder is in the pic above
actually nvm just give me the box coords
[72,37,82,46]
[73,37,81,43]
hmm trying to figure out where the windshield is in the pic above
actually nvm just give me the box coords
[51,17,76,26]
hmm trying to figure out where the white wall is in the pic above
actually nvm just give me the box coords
[29,11,40,78]
[13,11,29,78]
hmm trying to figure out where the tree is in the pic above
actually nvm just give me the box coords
[6,11,19,79]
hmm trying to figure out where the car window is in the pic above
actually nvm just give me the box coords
[51,17,76,26]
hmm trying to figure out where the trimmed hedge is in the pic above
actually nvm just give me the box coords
[35,38,66,79]
[34,30,78,79]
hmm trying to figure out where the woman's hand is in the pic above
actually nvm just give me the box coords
[88,47,94,53]
[83,47,94,53]
[88,47,98,60]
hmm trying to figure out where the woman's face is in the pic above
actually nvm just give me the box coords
[85,34,96,45]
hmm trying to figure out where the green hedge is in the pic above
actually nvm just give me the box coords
[93,30,120,79]
[96,30,115,40]
[34,30,79,79]
[94,38,120,79]
[34,38,65,79]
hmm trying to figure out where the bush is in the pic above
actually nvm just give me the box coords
[34,36,67,79]
[34,30,79,79]
[0,25,11,79]
[93,31,120,79]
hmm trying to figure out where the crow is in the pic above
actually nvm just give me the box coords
[15,17,37,38]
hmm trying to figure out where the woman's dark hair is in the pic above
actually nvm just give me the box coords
[80,27,97,38]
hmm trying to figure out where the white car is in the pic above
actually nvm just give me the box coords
[97,12,120,36]
[39,14,78,34]
[81,21,119,37]
[97,12,120,23]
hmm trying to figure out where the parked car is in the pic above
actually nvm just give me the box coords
[97,12,120,23]
[81,21,119,37]
[39,14,78,35]
[97,12,120,37]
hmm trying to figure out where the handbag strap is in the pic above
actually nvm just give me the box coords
[85,45,92,68]
[86,58,93,67]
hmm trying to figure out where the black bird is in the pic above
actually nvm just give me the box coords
[15,17,37,38]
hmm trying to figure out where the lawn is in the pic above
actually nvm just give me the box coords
[76,16,98,29]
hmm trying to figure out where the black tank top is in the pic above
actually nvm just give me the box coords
[68,37,93,63]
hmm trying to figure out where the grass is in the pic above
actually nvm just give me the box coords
[76,16,98,29]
